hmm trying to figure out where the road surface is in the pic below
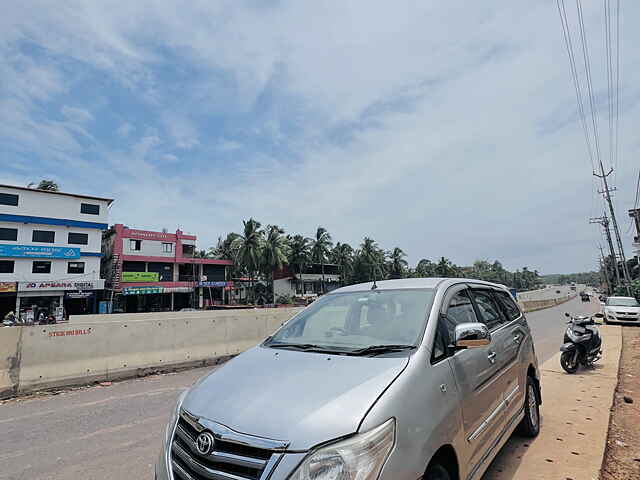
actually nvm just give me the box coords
[0,296,596,480]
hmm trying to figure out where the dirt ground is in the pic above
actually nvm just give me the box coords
[601,326,640,480]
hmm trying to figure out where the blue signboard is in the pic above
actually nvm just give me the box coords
[0,244,80,259]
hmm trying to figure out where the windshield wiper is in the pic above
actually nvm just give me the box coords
[349,344,416,356]
[267,342,348,354]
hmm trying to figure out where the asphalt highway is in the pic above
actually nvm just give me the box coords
[0,296,596,480]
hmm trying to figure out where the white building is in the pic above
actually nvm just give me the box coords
[0,184,113,320]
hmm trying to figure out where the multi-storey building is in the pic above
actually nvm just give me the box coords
[102,224,233,312]
[0,184,112,320]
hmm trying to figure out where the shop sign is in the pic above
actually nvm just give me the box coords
[18,279,105,292]
[0,282,17,293]
[0,244,80,259]
[122,286,164,295]
[66,292,94,299]
[122,272,160,282]
[163,287,193,293]
[198,281,232,287]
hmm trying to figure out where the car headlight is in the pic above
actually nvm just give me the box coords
[289,418,395,480]
[165,389,188,443]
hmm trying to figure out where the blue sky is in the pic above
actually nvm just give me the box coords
[2,1,640,273]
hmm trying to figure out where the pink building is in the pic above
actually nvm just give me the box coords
[102,224,232,312]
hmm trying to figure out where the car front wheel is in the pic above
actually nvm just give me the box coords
[516,376,540,437]
[424,464,451,480]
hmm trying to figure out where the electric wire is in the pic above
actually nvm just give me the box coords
[556,0,596,170]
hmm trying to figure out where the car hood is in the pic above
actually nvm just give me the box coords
[181,345,409,450]
[605,306,640,313]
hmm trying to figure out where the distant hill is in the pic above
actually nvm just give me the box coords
[540,272,600,286]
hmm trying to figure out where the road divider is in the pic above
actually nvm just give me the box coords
[519,293,577,313]
[0,307,303,399]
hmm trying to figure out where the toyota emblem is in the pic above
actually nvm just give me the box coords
[196,432,215,455]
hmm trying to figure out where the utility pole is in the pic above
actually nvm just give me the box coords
[590,214,620,287]
[594,166,632,293]
[598,244,612,294]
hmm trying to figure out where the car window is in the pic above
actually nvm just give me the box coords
[470,290,506,330]
[442,289,478,341]
[494,290,521,321]
[431,324,448,363]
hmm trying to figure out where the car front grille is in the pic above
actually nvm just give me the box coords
[170,412,285,480]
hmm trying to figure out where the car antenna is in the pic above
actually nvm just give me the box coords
[371,264,378,290]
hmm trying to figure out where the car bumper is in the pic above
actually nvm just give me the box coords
[606,314,639,323]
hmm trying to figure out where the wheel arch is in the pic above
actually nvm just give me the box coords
[527,364,542,405]
[425,444,459,480]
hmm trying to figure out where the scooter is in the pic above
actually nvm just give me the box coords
[560,312,603,374]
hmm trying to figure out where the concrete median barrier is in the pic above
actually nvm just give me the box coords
[1,307,303,398]
[0,327,21,398]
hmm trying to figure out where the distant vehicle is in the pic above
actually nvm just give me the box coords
[158,278,542,480]
[580,292,590,302]
[603,296,640,324]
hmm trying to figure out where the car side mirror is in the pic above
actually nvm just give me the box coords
[454,323,491,349]
[594,313,604,318]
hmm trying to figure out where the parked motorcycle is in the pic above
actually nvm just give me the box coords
[560,312,603,374]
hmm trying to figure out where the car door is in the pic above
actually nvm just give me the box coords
[441,285,506,472]
[493,289,528,422]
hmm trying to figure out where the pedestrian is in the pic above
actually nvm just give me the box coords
[38,311,46,325]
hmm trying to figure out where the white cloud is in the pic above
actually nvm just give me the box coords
[116,122,134,137]
[2,1,640,273]
[61,105,93,124]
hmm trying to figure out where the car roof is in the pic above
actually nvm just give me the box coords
[608,296,636,300]
[328,277,509,294]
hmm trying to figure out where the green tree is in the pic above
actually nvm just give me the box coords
[435,257,459,277]
[387,247,408,279]
[414,259,437,277]
[28,179,59,191]
[288,234,311,295]
[330,242,354,285]
[311,227,333,294]
[262,225,289,303]
[356,237,386,282]
[235,218,264,304]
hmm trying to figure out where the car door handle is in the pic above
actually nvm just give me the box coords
[487,351,497,363]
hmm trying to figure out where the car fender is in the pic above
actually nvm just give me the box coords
[560,342,576,352]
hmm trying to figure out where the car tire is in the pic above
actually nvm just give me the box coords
[516,376,540,438]
[424,464,451,480]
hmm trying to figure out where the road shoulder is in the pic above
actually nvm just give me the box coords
[484,324,622,480]
[601,326,640,480]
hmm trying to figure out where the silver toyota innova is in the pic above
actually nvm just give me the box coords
[157,278,541,480]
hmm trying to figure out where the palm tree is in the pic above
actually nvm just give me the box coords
[415,259,436,277]
[288,235,311,296]
[387,247,408,279]
[262,225,289,303]
[311,227,333,294]
[235,218,264,304]
[435,257,455,277]
[359,237,385,281]
[28,179,59,191]
[330,242,354,285]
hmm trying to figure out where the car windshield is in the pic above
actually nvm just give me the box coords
[606,298,640,307]
[265,289,436,354]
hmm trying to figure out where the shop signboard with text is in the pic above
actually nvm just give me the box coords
[122,272,160,282]
[18,279,105,292]
[0,282,17,293]
[0,244,80,259]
